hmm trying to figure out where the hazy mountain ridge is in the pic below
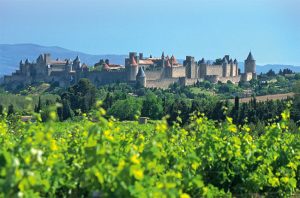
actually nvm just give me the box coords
[0,44,299,77]
[0,44,127,76]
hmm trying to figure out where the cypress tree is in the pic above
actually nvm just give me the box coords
[0,104,3,116]
[8,104,15,116]
[35,96,42,113]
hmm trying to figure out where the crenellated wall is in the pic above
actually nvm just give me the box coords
[171,67,186,78]
[146,78,179,89]
[206,65,223,76]
[144,70,163,80]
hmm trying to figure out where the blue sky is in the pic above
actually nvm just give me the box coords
[0,0,300,65]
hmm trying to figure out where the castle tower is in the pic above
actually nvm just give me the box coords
[198,58,206,78]
[65,59,72,73]
[222,57,228,77]
[234,59,238,76]
[184,56,197,79]
[161,52,165,67]
[164,56,172,78]
[73,56,82,71]
[43,53,51,64]
[126,52,138,81]
[36,54,44,64]
[229,59,234,77]
[136,66,146,87]
[244,52,256,75]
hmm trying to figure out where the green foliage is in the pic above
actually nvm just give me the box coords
[0,106,299,197]
[291,81,300,122]
[141,92,163,119]
[58,79,96,120]
[0,93,59,114]
[108,97,142,120]
[7,104,15,116]
[0,104,3,116]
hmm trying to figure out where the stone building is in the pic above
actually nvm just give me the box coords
[241,52,256,81]
[2,51,256,89]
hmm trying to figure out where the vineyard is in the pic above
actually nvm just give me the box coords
[0,105,300,197]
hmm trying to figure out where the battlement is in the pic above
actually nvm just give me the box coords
[1,52,255,89]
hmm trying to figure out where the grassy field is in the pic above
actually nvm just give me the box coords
[230,92,295,103]
[189,87,214,96]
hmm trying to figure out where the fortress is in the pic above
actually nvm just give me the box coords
[2,52,256,89]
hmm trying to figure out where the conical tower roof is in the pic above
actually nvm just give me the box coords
[223,57,228,64]
[136,66,145,77]
[103,63,110,70]
[171,55,177,65]
[74,55,81,62]
[246,52,254,61]
[166,59,171,67]
[131,56,138,66]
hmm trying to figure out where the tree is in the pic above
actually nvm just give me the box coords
[291,81,300,123]
[231,96,240,123]
[141,92,163,119]
[0,104,3,116]
[214,58,223,65]
[167,99,190,124]
[62,99,75,120]
[7,104,15,116]
[266,69,276,77]
[35,96,42,113]
[108,97,142,120]
[62,78,96,114]
[103,92,113,110]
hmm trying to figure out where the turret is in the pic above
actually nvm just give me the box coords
[198,58,205,65]
[139,53,143,60]
[126,52,138,81]
[161,52,165,67]
[170,55,177,66]
[73,55,81,71]
[222,57,228,77]
[65,59,72,72]
[244,52,256,74]
[184,56,197,78]
[37,54,44,64]
[43,53,51,64]
[136,66,146,87]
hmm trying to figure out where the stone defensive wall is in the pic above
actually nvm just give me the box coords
[178,77,199,86]
[218,76,240,83]
[146,78,180,89]
[185,78,199,86]
[144,70,163,80]
[86,70,127,85]
[205,65,223,76]
[171,67,186,78]
[224,65,231,77]
[231,64,238,76]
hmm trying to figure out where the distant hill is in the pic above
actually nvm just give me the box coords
[0,44,127,76]
[1,44,299,76]
[238,62,300,74]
